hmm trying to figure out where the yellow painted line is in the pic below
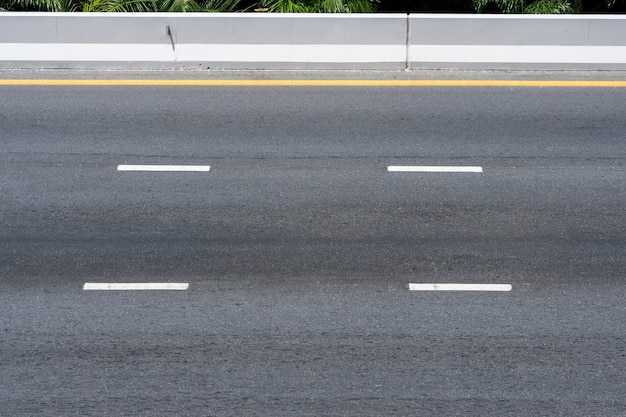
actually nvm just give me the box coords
[1,79,626,87]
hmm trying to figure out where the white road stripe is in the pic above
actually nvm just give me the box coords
[408,283,512,292]
[83,283,189,291]
[117,165,211,172]
[388,166,483,173]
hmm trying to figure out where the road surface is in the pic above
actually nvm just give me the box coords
[1,72,624,416]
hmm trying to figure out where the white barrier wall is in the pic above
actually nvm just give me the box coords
[0,14,175,65]
[1,12,626,70]
[408,14,626,69]
[0,13,408,69]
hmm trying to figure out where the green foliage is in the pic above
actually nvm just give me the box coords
[524,0,580,13]
[81,0,151,12]
[157,0,201,11]
[473,0,586,12]
[8,0,241,10]
[473,0,522,12]
[204,0,242,12]
[473,0,596,14]
[260,0,310,12]
[259,0,378,12]
[320,0,378,12]
[1,0,621,13]
[12,0,75,10]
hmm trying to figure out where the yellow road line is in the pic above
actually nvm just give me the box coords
[1,79,626,87]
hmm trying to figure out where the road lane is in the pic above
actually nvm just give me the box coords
[2,285,625,416]
[2,157,622,288]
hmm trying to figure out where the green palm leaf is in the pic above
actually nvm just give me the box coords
[320,0,377,12]
[155,0,202,11]
[12,0,76,11]
[260,0,310,12]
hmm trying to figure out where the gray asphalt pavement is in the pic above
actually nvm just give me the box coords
[2,286,625,416]
[1,74,625,415]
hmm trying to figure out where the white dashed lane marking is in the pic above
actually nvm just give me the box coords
[388,166,483,173]
[117,165,211,172]
[409,283,512,292]
[83,283,189,291]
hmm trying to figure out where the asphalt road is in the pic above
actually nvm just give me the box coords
[1,73,625,416]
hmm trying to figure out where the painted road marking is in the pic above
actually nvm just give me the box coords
[1,80,626,87]
[83,283,189,291]
[409,283,512,292]
[388,166,483,173]
[118,165,211,172]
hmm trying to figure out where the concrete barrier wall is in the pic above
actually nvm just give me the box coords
[0,14,176,66]
[1,12,626,70]
[0,13,407,69]
[408,15,626,69]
